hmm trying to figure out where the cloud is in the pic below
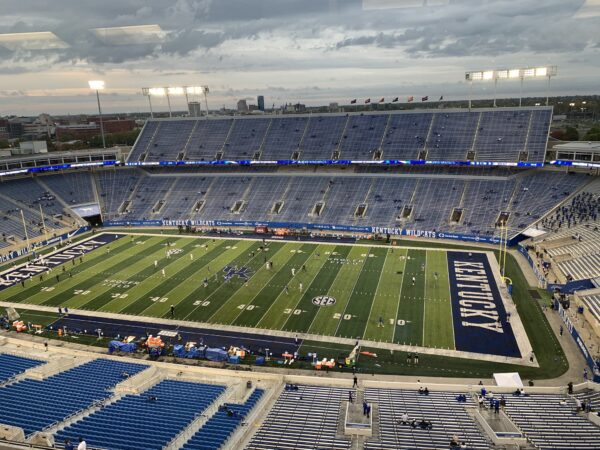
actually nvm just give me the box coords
[0,0,599,115]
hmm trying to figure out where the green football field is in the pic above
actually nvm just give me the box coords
[0,233,467,348]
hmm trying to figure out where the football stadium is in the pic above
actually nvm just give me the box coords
[1,1,600,450]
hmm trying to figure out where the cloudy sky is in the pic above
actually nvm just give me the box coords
[0,0,599,115]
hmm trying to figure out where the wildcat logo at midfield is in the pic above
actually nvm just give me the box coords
[222,266,252,281]
[312,296,336,307]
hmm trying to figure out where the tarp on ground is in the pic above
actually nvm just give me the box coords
[186,347,205,359]
[494,372,523,388]
[108,340,136,354]
[205,347,228,362]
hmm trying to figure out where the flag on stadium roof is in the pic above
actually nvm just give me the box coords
[422,96,429,101]
[379,97,385,103]
[407,96,414,102]
[392,97,399,102]
[350,99,357,104]
[439,95,444,101]
[365,98,371,104]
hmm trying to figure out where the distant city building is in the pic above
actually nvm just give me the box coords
[14,140,48,155]
[329,102,340,112]
[0,119,8,139]
[55,119,135,141]
[188,102,202,117]
[248,104,258,112]
[237,99,248,113]
[257,95,265,111]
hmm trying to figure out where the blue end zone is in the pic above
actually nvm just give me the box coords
[0,233,124,291]
[447,251,520,358]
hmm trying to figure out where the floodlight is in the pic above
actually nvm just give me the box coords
[535,67,547,77]
[148,87,166,96]
[497,70,509,79]
[482,71,494,80]
[88,80,105,90]
[509,69,520,79]
[523,68,535,77]
[185,86,204,95]
[167,86,184,95]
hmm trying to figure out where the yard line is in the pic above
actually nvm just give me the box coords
[362,249,390,339]
[332,249,372,336]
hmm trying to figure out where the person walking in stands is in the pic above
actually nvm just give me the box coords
[77,437,87,450]
[170,305,175,318]
[568,381,573,395]
[348,391,353,403]
[63,439,74,450]
[64,307,69,316]
[353,375,358,388]
[559,325,564,336]
[367,404,371,418]
[414,353,419,365]
[584,368,589,381]
[363,401,368,416]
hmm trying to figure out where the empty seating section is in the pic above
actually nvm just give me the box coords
[40,172,96,205]
[96,170,143,220]
[0,359,146,435]
[146,120,196,162]
[559,254,600,282]
[246,385,351,449]
[426,112,479,161]
[128,107,551,164]
[381,113,432,160]
[507,172,585,233]
[0,354,44,384]
[127,177,175,219]
[1,177,63,217]
[474,110,530,162]
[129,120,159,161]
[527,109,553,163]
[56,380,225,450]
[240,177,290,218]
[275,177,330,222]
[504,394,600,449]
[315,177,373,224]
[454,179,515,236]
[364,178,420,225]
[364,388,490,450]
[223,119,270,159]
[300,115,347,159]
[261,117,308,160]
[340,115,388,160]
[185,119,233,161]
[410,178,465,230]
[183,388,264,450]
[0,195,48,243]
[1,168,592,246]
[534,223,600,281]
[579,293,600,324]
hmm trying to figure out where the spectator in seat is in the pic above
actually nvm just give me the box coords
[398,412,409,425]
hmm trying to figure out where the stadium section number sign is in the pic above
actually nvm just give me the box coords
[312,296,336,307]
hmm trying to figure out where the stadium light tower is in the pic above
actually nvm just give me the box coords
[88,80,106,148]
[465,66,557,109]
[142,85,209,118]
